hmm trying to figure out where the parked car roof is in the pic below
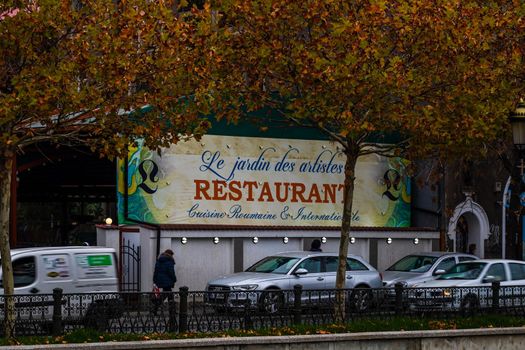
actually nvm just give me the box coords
[270,251,365,259]
[7,246,115,257]
[458,259,524,264]
[408,251,476,257]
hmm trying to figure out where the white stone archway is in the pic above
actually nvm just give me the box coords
[447,193,490,258]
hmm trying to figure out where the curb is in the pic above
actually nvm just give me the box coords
[4,327,525,350]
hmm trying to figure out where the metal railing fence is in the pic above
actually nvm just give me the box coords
[1,282,524,337]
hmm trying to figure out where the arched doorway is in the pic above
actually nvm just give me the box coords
[455,215,469,253]
[447,192,490,258]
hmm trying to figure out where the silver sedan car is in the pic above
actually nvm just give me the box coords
[408,259,525,313]
[205,251,382,313]
[382,252,478,288]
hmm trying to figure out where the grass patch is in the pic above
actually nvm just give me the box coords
[1,314,524,346]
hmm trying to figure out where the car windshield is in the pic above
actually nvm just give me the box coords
[246,256,301,274]
[386,255,438,273]
[438,262,487,280]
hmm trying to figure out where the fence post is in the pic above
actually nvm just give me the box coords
[394,282,404,315]
[52,288,63,336]
[168,294,177,333]
[492,281,500,311]
[293,284,302,325]
[178,286,188,333]
[243,296,253,330]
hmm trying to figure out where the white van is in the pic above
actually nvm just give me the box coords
[1,246,119,295]
[0,246,121,332]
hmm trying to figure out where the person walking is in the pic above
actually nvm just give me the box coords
[153,249,177,306]
[309,239,323,252]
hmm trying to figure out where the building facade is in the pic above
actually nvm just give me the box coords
[14,121,514,292]
[98,121,442,291]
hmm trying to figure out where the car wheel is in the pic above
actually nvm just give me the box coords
[350,287,372,312]
[460,294,479,316]
[259,289,284,314]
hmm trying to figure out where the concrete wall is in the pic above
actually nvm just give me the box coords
[97,226,438,291]
[15,328,525,350]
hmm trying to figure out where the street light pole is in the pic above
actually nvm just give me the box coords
[502,176,510,259]
[507,99,525,260]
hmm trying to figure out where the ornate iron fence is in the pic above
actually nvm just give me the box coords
[1,282,524,337]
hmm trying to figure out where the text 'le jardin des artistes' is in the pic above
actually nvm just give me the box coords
[186,146,359,223]
[195,147,346,204]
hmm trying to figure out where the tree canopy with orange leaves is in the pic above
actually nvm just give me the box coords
[0,0,208,337]
[189,0,523,299]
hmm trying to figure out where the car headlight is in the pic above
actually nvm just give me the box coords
[391,281,408,288]
[443,289,452,297]
[231,284,258,291]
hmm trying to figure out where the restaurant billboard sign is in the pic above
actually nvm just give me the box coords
[118,134,410,227]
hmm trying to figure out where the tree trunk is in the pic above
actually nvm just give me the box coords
[0,148,15,338]
[334,146,358,321]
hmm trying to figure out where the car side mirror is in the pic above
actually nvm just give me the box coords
[482,275,496,283]
[294,268,308,276]
[434,269,446,276]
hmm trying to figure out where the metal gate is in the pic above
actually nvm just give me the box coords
[120,239,141,292]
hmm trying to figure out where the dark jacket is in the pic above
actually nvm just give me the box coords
[153,254,176,288]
